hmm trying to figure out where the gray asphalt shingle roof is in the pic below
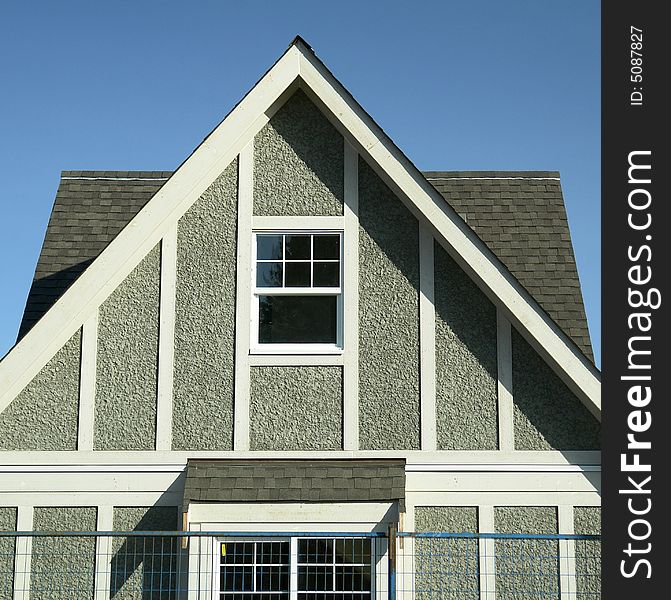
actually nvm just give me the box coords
[182,459,406,506]
[425,171,593,361]
[17,169,593,361]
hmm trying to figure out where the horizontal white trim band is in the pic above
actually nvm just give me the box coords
[0,462,600,474]
[0,464,186,473]
[406,463,600,473]
[0,450,601,464]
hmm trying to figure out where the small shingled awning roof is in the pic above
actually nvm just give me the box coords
[182,459,406,509]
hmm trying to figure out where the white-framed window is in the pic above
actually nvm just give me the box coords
[219,538,291,600]
[251,231,343,354]
[216,536,374,600]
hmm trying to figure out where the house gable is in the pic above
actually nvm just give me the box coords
[0,38,600,456]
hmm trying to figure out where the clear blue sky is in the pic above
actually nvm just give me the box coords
[0,1,600,365]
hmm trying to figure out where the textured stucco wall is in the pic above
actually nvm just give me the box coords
[250,366,342,450]
[358,158,420,450]
[31,507,97,600]
[574,507,601,598]
[111,506,179,600]
[0,331,81,450]
[512,330,600,450]
[254,89,344,216]
[415,507,479,600]
[495,506,558,600]
[434,244,498,450]
[94,246,160,450]
[0,508,17,600]
[173,161,238,450]
[415,506,479,533]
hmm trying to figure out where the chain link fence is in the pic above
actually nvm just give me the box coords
[0,530,599,599]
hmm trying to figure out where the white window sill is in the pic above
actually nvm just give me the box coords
[250,345,344,355]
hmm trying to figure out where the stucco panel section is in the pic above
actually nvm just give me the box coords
[0,508,17,600]
[574,507,601,598]
[254,89,343,216]
[173,160,238,450]
[111,506,179,599]
[415,507,479,600]
[512,329,600,450]
[416,506,479,533]
[250,366,342,450]
[94,246,160,450]
[434,243,498,450]
[31,507,97,599]
[0,331,81,450]
[495,506,558,600]
[358,158,420,450]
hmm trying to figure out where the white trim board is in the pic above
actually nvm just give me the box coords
[0,492,181,507]
[342,139,360,450]
[0,449,602,466]
[0,38,599,424]
[156,225,178,451]
[189,502,395,526]
[0,462,600,474]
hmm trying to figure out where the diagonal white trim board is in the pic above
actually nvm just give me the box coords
[295,45,599,418]
[0,49,297,412]
[0,39,599,422]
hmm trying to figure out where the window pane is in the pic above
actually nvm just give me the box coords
[299,539,334,564]
[313,262,339,287]
[259,296,337,344]
[285,235,311,259]
[298,566,333,592]
[220,566,253,591]
[257,565,290,592]
[285,262,311,287]
[335,539,370,565]
[257,541,290,565]
[313,235,340,260]
[335,566,370,591]
[257,235,283,260]
[221,542,255,564]
[257,263,283,287]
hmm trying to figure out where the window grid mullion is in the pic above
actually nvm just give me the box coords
[282,235,286,287]
[332,538,336,593]
[310,235,314,287]
[253,541,257,593]
[290,537,298,600]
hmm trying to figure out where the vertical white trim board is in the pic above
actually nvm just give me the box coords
[478,505,496,600]
[558,505,577,600]
[78,314,98,451]
[156,226,178,451]
[94,506,114,600]
[496,308,514,452]
[343,139,360,450]
[13,505,34,600]
[419,225,436,451]
[233,144,254,451]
